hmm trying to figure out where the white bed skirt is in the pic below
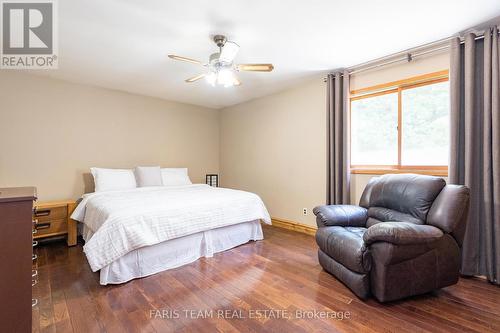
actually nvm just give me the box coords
[97,220,263,285]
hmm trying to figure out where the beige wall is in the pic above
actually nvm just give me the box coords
[220,78,326,226]
[220,51,450,228]
[350,51,449,90]
[0,72,219,201]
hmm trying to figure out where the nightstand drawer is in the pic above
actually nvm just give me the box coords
[33,205,68,222]
[34,218,67,238]
[32,200,77,246]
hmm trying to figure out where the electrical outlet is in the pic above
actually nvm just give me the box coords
[303,208,308,216]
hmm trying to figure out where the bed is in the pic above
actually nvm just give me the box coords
[71,184,271,285]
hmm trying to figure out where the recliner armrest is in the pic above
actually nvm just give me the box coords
[363,222,443,245]
[313,205,368,228]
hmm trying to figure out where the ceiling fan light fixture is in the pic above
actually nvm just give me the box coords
[205,68,238,87]
[205,71,217,86]
[217,68,236,87]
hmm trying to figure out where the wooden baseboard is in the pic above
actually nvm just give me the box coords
[269,217,317,236]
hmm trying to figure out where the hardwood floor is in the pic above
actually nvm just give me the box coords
[33,225,500,333]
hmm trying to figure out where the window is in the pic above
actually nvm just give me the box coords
[351,91,398,166]
[350,71,449,176]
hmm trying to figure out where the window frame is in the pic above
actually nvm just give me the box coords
[349,70,449,176]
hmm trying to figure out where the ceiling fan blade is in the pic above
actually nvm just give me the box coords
[168,54,203,65]
[237,64,274,72]
[185,73,206,83]
[219,41,240,63]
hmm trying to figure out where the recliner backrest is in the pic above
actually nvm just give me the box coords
[359,174,446,227]
[359,177,377,209]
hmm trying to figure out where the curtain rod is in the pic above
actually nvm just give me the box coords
[323,27,499,81]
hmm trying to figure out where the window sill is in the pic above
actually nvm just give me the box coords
[350,168,448,177]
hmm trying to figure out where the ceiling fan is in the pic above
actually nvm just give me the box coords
[168,35,274,87]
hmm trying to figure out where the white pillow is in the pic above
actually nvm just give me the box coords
[161,168,192,186]
[134,166,163,187]
[90,168,137,192]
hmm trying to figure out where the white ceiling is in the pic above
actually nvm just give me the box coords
[32,0,500,109]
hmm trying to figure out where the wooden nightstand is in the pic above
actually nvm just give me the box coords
[33,200,78,246]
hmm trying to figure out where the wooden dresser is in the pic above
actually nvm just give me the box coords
[33,200,77,246]
[0,187,37,333]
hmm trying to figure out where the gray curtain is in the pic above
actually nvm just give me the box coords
[326,71,350,205]
[450,26,500,285]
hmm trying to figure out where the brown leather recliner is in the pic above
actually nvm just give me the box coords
[313,174,470,302]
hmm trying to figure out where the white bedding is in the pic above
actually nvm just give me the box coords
[71,184,271,271]
[96,220,263,285]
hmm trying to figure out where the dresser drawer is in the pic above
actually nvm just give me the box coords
[34,218,68,238]
[33,205,67,222]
